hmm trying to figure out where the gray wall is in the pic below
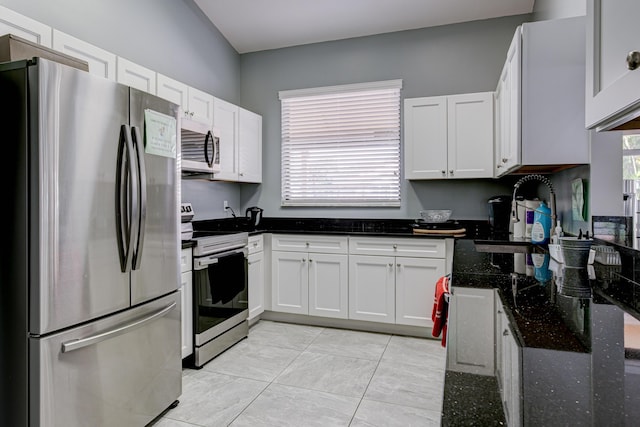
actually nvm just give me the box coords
[532,0,586,21]
[0,0,244,220]
[240,15,530,220]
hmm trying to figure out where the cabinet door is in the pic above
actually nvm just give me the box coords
[495,26,521,177]
[248,251,265,320]
[404,97,448,179]
[180,271,193,359]
[157,73,188,112]
[348,255,395,323]
[271,251,308,314]
[0,5,51,47]
[447,92,494,179]
[187,86,214,125]
[213,97,239,181]
[395,257,445,327]
[447,287,495,376]
[586,0,640,129]
[238,107,262,183]
[502,323,522,427]
[52,30,116,80]
[116,57,156,94]
[308,253,348,319]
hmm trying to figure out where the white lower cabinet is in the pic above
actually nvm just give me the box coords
[495,293,522,427]
[271,235,348,319]
[248,235,265,320]
[348,237,450,327]
[447,287,495,375]
[180,248,193,359]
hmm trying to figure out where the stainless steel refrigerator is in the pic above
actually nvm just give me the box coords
[0,58,182,426]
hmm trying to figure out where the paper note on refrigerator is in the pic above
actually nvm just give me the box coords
[144,109,177,158]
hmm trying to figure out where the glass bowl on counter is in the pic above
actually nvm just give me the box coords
[419,209,452,223]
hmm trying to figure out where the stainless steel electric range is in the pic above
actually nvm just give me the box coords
[189,230,249,368]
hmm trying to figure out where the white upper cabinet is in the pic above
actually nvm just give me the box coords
[116,57,156,94]
[404,92,494,179]
[213,97,263,183]
[156,73,189,110]
[0,5,51,47]
[586,0,640,130]
[156,74,214,125]
[238,107,263,183]
[187,86,214,125]
[52,30,116,80]
[213,97,240,181]
[495,17,589,177]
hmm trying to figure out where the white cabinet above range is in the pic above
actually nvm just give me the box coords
[404,92,494,180]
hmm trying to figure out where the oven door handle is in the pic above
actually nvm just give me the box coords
[194,247,247,270]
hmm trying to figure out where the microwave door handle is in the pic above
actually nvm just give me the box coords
[116,125,136,273]
[131,126,147,270]
[204,130,213,167]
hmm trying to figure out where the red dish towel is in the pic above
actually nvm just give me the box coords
[432,274,450,347]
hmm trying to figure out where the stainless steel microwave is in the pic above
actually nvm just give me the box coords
[181,117,221,174]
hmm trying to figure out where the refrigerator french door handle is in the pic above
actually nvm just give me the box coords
[116,125,138,273]
[60,302,177,353]
[131,126,147,270]
[204,130,213,167]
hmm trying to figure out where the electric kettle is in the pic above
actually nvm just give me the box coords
[246,206,263,229]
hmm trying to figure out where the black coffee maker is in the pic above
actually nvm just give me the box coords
[488,195,512,234]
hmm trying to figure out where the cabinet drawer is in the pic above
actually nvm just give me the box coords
[349,237,446,258]
[272,234,348,254]
[248,234,264,255]
[180,248,192,273]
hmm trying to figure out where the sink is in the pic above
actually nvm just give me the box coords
[473,240,537,254]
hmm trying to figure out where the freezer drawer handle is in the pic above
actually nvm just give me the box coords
[60,302,176,353]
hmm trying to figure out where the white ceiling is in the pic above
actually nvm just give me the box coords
[194,0,535,54]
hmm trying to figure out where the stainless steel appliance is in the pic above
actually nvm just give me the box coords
[190,231,249,368]
[0,58,181,426]
[182,202,195,240]
[181,116,221,174]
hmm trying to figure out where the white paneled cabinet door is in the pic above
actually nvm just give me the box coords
[308,253,348,319]
[116,57,156,94]
[395,257,445,327]
[272,251,308,315]
[495,26,522,177]
[447,287,495,376]
[52,30,116,80]
[180,271,193,359]
[188,86,214,125]
[0,5,51,47]
[248,251,265,320]
[156,73,188,111]
[238,107,263,183]
[348,255,395,323]
[586,0,640,130]
[213,97,240,181]
[404,97,448,179]
[447,92,494,179]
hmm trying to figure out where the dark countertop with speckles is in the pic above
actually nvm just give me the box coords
[445,235,640,425]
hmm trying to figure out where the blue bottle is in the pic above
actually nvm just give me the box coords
[531,201,551,244]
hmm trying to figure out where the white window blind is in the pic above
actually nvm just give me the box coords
[279,80,402,207]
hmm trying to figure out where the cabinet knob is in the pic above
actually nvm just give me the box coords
[396,263,401,267]
[301,258,306,263]
[627,51,640,70]
[503,329,509,336]
[441,170,446,175]
[393,244,397,249]
[497,164,502,169]
[253,242,258,247]
[502,158,508,163]
[239,172,244,176]
[449,170,454,175]
[388,263,393,267]
[306,242,309,246]
[309,259,313,263]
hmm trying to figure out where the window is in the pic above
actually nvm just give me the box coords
[279,80,402,206]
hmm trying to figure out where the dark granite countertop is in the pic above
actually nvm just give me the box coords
[446,235,640,425]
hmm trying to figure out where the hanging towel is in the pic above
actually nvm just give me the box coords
[432,274,450,347]
[207,252,246,305]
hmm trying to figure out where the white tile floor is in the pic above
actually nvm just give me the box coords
[155,320,446,427]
